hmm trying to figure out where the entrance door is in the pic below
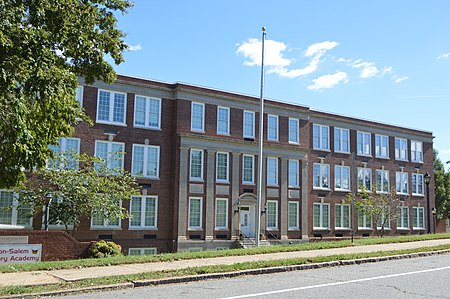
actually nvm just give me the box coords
[240,206,255,237]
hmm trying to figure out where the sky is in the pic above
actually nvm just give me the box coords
[113,0,450,165]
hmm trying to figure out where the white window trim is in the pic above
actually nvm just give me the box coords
[267,114,279,141]
[313,124,330,151]
[266,200,278,230]
[48,137,81,170]
[266,157,279,186]
[396,171,409,195]
[357,167,373,192]
[357,131,372,157]
[288,201,300,230]
[133,95,162,130]
[131,144,160,179]
[75,85,84,108]
[411,140,423,163]
[412,173,424,196]
[375,169,390,193]
[216,152,229,183]
[288,159,300,188]
[313,163,331,190]
[215,198,228,230]
[358,211,373,229]
[94,140,125,170]
[376,207,391,230]
[335,204,351,229]
[334,165,351,192]
[375,134,389,159]
[90,209,122,230]
[242,154,254,184]
[129,195,158,230]
[243,110,255,139]
[216,106,230,135]
[189,149,204,181]
[188,197,203,230]
[412,207,425,230]
[395,137,409,161]
[334,127,350,154]
[288,118,299,144]
[397,206,409,230]
[128,247,157,256]
[0,191,32,229]
[96,89,127,126]
[191,102,205,132]
[313,203,330,230]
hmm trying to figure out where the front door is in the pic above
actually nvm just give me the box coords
[240,206,255,237]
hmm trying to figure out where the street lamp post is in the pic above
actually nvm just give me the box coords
[44,192,53,231]
[424,172,431,234]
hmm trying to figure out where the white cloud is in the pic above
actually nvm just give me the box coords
[382,66,393,75]
[393,75,408,83]
[127,43,143,52]
[350,60,379,78]
[304,41,338,57]
[437,52,450,60]
[308,71,348,91]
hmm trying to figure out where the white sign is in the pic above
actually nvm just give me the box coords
[0,244,42,264]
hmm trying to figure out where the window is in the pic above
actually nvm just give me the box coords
[94,141,125,171]
[128,248,157,256]
[335,165,350,191]
[190,149,204,181]
[216,152,229,182]
[96,89,126,125]
[376,207,391,229]
[0,190,31,228]
[266,200,278,229]
[313,163,330,189]
[217,106,230,135]
[313,124,329,151]
[75,86,83,108]
[134,95,161,129]
[132,145,160,178]
[242,155,254,184]
[412,173,424,196]
[396,171,409,194]
[188,197,202,229]
[313,203,330,229]
[358,210,372,229]
[357,131,371,156]
[267,157,278,186]
[129,196,157,229]
[412,207,425,229]
[215,198,228,229]
[191,102,205,132]
[243,110,255,138]
[289,118,299,144]
[397,206,409,229]
[91,208,120,229]
[289,160,299,188]
[48,137,80,170]
[335,204,350,229]
[267,114,278,141]
[334,128,349,153]
[375,135,389,159]
[357,168,372,191]
[411,141,423,163]
[376,169,390,193]
[288,201,299,229]
[395,138,408,160]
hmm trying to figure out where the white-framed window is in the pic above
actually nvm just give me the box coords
[191,102,205,132]
[313,203,330,229]
[357,168,372,191]
[190,149,204,181]
[288,159,299,188]
[335,204,350,229]
[134,95,161,130]
[215,198,228,230]
[91,207,121,229]
[412,173,424,196]
[128,247,157,256]
[216,152,229,183]
[357,131,371,156]
[288,201,299,230]
[243,110,255,138]
[217,106,230,135]
[267,157,278,186]
[267,114,278,141]
[395,138,408,161]
[289,118,299,144]
[375,169,390,193]
[242,155,254,184]
[335,165,350,191]
[313,124,329,151]
[48,137,80,170]
[129,196,158,229]
[94,141,125,171]
[334,127,350,153]
[131,144,160,178]
[412,207,425,229]
[313,163,330,189]
[0,190,32,228]
[96,89,126,125]
[396,171,409,195]
[266,200,278,230]
[411,141,423,163]
[188,197,203,229]
[45,197,73,229]
[397,206,409,229]
[375,134,389,159]
[75,85,84,108]
[358,210,372,229]
[376,207,391,229]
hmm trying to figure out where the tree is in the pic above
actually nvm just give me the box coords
[17,152,139,233]
[0,0,132,188]
[434,150,450,219]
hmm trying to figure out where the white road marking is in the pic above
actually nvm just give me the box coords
[220,265,450,299]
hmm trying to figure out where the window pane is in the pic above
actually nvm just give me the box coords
[98,91,110,121]
[135,96,146,125]
[243,156,253,183]
[146,147,158,177]
[145,197,156,227]
[130,197,142,226]
[190,150,203,179]
[148,98,160,127]
[0,191,13,225]
[191,103,204,131]
[113,93,125,123]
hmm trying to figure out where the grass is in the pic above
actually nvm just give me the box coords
[1,243,450,297]
[1,233,449,274]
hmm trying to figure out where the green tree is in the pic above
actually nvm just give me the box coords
[434,150,450,219]
[0,0,132,188]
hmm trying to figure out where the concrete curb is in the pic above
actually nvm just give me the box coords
[2,249,450,298]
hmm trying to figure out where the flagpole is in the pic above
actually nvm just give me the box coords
[256,27,266,247]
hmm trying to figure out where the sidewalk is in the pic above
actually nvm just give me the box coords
[1,238,450,287]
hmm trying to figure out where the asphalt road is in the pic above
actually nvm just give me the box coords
[53,253,450,299]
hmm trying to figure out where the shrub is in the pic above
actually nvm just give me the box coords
[90,240,123,258]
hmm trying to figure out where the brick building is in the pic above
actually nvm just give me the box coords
[0,74,435,254]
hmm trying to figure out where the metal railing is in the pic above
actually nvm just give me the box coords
[265,230,281,245]
[236,230,256,247]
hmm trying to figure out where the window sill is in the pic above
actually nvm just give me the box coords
[288,185,300,189]
[289,141,300,145]
[243,135,255,139]
[191,129,205,133]
[413,227,426,231]
[266,227,279,231]
[376,227,391,230]
[412,194,425,197]
[313,187,331,191]
[188,228,203,231]
[217,132,230,136]
[375,156,390,160]
[133,125,161,131]
[267,184,279,188]
[335,227,352,230]
[397,227,410,230]
[189,178,204,183]
[95,120,127,127]
[242,182,255,185]
[397,192,409,196]
[357,153,372,158]
[128,227,158,230]
[312,148,330,152]
[335,188,351,192]
[267,139,279,142]
[395,158,409,162]
[216,180,230,184]
[334,151,350,155]
[357,227,373,230]
[90,227,122,230]
[288,228,301,231]
[132,175,160,180]
[0,225,31,230]
[411,160,424,164]
[215,228,229,231]
[313,227,330,231]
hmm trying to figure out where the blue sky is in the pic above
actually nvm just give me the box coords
[114,0,450,165]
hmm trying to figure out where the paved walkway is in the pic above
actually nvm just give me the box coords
[1,239,450,287]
